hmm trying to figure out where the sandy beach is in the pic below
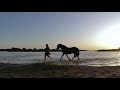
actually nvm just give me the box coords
[0,60,120,78]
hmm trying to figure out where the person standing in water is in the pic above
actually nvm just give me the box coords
[44,44,53,60]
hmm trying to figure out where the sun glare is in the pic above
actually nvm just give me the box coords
[97,24,120,49]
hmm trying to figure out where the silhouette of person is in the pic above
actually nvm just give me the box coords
[44,44,53,60]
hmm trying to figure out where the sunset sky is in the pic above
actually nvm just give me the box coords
[0,12,120,50]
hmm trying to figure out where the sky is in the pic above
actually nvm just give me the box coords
[0,12,120,50]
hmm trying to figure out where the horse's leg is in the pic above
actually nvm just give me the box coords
[66,54,71,60]
[77,56,80,60]
[60,54,64,61]
[72,56,75,60]
[72,54,75,60]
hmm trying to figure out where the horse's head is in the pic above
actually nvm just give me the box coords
[57,44,66,50]
[57,44,61,50]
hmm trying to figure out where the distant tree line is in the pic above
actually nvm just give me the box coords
[0,47,62,52]
[0,47,87,52]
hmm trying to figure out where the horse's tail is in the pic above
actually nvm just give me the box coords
[76,49,80,56]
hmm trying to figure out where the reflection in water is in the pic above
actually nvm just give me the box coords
[0,51,120,66]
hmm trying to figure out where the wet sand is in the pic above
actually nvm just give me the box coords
[0,60,120,78]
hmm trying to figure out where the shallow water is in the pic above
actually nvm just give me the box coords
[0,51,120,66]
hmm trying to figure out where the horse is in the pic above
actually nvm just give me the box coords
[57,44,80,61]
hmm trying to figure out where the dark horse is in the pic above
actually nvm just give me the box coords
[57,44,80,61]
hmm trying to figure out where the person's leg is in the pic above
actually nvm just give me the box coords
[44,54,46,60]
[47,55,53,59]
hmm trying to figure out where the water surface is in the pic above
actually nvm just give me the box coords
[0,51,120,66]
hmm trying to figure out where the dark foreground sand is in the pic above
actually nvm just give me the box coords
[0,60,120,78]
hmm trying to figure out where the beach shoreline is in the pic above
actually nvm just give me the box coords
[0,60,120,78]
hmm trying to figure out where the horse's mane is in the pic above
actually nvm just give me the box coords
[58,44,79,50]
[58,44,67,48]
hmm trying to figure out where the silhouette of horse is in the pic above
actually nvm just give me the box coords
[57,44,80,61]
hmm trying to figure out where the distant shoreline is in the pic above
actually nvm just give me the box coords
[97,49,120,52]
[0,48,87,52]
[0,50,87,52]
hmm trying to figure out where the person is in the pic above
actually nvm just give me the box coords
[44,44,53,60]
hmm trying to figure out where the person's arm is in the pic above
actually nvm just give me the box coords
[44,48,47,52]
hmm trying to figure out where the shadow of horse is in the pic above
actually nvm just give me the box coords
[57,44,80,61]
